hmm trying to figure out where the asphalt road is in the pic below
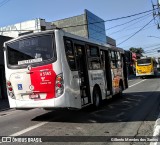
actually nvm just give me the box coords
[1,76,160,145]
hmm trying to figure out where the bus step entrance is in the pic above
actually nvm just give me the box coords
[81,96,89,105]
[80,86,89,105]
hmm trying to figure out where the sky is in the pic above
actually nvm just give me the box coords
[0,0,160,57]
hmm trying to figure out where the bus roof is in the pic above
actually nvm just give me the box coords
[4,29,124,53]
[62,29,124,53]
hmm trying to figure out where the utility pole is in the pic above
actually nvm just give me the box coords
[152,0,160,29]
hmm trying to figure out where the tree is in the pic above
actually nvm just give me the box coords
[129,47,144,58]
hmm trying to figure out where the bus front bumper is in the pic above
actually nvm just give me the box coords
[136,72,154,76]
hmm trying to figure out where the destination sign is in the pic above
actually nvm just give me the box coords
[18,58,42,65]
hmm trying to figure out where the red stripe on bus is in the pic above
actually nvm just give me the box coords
[30,64,56,99]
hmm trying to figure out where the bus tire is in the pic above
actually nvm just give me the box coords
[93,87,102,109]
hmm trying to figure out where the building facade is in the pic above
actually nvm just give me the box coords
[0,18,54,38]
[0,10,116,45]
[52,10,113,45]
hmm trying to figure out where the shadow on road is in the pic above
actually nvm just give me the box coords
[32,91,160,123]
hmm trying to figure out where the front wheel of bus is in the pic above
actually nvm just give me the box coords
[93,88,102,109]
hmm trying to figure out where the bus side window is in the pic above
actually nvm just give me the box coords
[110,51,117,68]
[117,52,121,60]
[64,39,76,70]
[100,51,105,69]
[109,51,122,68]
[88,46,101,70]
[116,52,122,68]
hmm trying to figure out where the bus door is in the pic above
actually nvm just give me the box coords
[122,54,128,89]
[75,44,91,106]
[103,50,112,95]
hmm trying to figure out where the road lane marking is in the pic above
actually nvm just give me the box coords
[10,121,48,136]
[129,79,146,88]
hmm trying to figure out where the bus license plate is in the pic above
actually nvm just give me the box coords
[29,94,40,99]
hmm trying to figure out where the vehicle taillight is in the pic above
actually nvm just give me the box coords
[7,81,11,86]
[56,74,64,97]
[6,81,15,99]
[8,87,13,91]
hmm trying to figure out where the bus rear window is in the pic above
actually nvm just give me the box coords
[6,35,54,66]
[137,59,151,65]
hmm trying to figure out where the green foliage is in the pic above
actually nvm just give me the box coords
[129,47,144,56]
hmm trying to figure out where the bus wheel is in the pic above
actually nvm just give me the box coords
[93,87,102,108]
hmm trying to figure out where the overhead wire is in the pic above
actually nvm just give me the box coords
[117,17,156,46]
[59,8,158,29]
[74,12,154,42]
[90,13,153,37]
[144,46,160,52]
[0,8,157,33]
[0,7,158,47]
[107,13,152,35]
[0,9,155,36]
[143,43,160,49]
[115,24,156,40]
[0,0,11,8]
[106,13,152,30]
[145,51,159,54]
[123,42,160,50]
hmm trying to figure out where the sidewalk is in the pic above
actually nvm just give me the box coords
[0,99,10,111]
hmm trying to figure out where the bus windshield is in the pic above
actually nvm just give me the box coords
[137,58,151,65]
[6,34,54,66]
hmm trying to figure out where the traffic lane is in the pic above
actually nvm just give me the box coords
[10,78,160,145]
[0,108,49,136]
[0,76,142,136]
[128,77,145,87]
[1,77,159,145]
[128,74,160,87]
[126,75,160,93]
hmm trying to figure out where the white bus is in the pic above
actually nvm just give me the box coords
[3,29,128,109]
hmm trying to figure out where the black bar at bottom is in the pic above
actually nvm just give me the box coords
[0,136,159,142]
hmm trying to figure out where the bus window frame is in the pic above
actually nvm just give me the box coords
[87,45,103,70]
[63,36,104,71]
[109,50,122,69]
[64,38,77,71]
